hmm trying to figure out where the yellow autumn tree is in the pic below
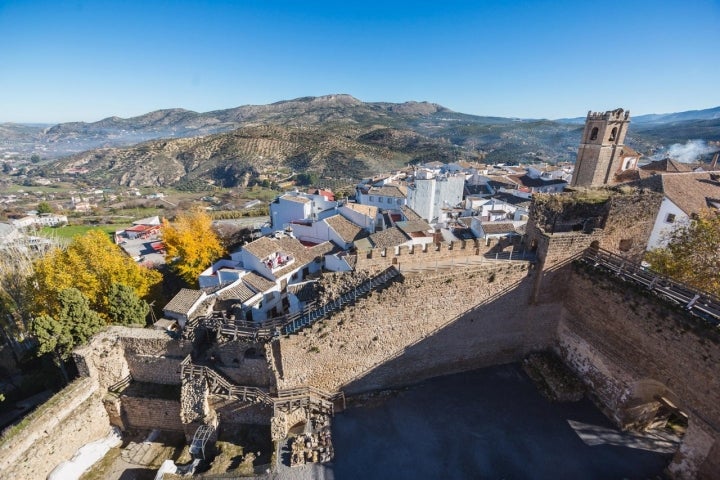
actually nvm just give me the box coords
[162,208,225,286]
[645,209,720,296]
[30,229,162,319]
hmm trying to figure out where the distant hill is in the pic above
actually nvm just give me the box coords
[4,96,720,187]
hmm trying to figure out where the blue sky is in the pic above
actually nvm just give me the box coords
[1,0,719,123]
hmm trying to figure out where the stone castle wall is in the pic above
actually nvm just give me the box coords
[275,261,557,394]
[209,341,276,388]
[120,396,184,432]
[0,377,111,480]
[75,327,192,387]
[556,264,720,479]
[352,237,521,272]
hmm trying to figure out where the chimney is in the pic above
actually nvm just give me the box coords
[710,152,719,171]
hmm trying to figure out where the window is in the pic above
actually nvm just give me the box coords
[618,239,633,252]
[369,196,374,201]
[589,127,599,141]
[665,213,676,223]
[609,127,617,142]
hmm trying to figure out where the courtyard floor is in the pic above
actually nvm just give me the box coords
[270,363,675,480]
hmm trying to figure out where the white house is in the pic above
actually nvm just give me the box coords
[406,173,465,223]
[646,172,720,250]
[355,184,407,210]
[339,203,379,233]
[268,191,338,232]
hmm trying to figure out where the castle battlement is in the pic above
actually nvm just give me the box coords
[586,108,630,121]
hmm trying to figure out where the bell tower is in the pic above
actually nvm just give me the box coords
[571,108,631,187]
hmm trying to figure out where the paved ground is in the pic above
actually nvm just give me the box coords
[273,364,673,480]
[86,364,674,480]
[118,235,165,266]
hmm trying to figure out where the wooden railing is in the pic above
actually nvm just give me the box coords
[281,266,399,335]
[190,267,399,341]
[579,248,720,325]
[181,355,341,414]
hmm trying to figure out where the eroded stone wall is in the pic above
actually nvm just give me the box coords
[275,261,558,394]
[556,264,720,479]
[120,396,184,431]
[0,378,110,480]
[75,327,191,387]
[352,238,517,272]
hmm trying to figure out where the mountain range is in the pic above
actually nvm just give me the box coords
[2,95,719,188]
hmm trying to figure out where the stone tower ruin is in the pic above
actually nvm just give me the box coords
[571,108,631,187]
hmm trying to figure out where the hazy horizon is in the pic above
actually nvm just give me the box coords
[2,0,719,123]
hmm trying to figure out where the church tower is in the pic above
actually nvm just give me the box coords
[571,108,631,187]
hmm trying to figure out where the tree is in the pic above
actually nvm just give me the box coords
[30,288,104,380]
[0,236,55,333]
[107,283,150,326]
[645,209,720,296]
[295,172,319,186]
[36,201,53,214]
[30,154,41,164]
[30,229,162,320]
[162,208,225,286]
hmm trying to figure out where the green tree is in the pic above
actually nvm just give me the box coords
[30,154,41,163]
[645,209,720,296]
[30,230,162,319]
[162,208,225,286]
[36,201,53,214]
[295,172,319,186]
[107,283,150,326]
[30,288,104,380]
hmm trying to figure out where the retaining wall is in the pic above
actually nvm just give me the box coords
[557,264,720,479]
[120,396,184,432]
[275,261,555,394]
[0,377,111,480]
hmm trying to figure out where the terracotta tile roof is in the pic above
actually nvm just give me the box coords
[218,283,258,303]
[324,214,369,244]
[661,172,720,215]
[369,184,407,198]
[164,288,204,315]
[344,202,378,218]
[242,271,276,292]
[400,205,423,221]
[369,227,409,249]
[481,222,518,235]
[640,158,693,173]
[395,220,432,236]
[277,237,334,277]
[244,235,334,278]
[288,282,319,302]
[242,236,280,260]
[619,146,640,157]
